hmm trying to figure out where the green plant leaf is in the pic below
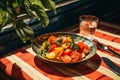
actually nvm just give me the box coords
[28,0,49,27]
[30,4,49,27]
[0,0,56,43]
[0,9,11,30]
[14,21,34,43]
[12,0,19,8]
[24,3,36,18]
[12,0,21,14]
[41,0,56,14]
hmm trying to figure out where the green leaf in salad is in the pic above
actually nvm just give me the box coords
[70,42,80,51]
[41,49,48,57]
[40,40,50,56]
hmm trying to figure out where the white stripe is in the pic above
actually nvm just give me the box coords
[86,61,120,79]
[24,46,37,56]
[6,55,50,80]
[94,36,120,50]
[97,50,120,65]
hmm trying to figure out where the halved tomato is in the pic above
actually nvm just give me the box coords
[83,45,90,55]
[62,36,72,44]
[66,36,72,42]
[48,35,56,44]
[61,36,67,44]
[61,55,72,62]
[70,51,82,62]
[77,42,85,53]
[64,49,72,55]
[49,44,57,52]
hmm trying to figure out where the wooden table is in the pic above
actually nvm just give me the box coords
[0,21,120,80]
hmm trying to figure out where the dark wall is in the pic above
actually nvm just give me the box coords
[78,0,120,24]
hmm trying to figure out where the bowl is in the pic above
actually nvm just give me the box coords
[32,32,97,64]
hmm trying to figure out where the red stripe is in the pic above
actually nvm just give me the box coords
[95,31,120,43]
[0,58,32,80]
[97,24,120,35]
[113,38,120,43]
[14,49,73,80]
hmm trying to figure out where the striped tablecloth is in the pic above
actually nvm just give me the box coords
[0,22,120,80]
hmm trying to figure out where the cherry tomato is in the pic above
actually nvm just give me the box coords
[61,36,67,44]
[49,44,57,52]
[48,35,56,44]
[77,42,85,53]
[83,45,90,55]
[64,49,72,55]
[61,36,72,43]
[61,55,72,62]
[66,36,72,42]
[70,51,82,62]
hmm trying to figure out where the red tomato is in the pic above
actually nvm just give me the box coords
[64,49,72,55]
[49,44,57,52]
[48,35,56,44]
[77,42,85,53]
[70,51,82,62]
[83,45,90,55]
[66,36,72,42]
[61,36,67,44]
[62,36,72,43]
[61,55,72,62]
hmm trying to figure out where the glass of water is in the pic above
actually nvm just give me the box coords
[79,15,99,40]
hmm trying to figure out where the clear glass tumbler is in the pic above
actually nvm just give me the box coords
[79,15,99,40]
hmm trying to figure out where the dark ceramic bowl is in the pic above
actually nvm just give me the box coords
[32,32,97,64]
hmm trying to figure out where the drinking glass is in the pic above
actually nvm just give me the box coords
[79,15,99,40]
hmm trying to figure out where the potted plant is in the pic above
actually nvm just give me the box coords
[0,0,56,43]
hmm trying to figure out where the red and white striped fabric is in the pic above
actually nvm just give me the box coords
[0,22,120,80]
